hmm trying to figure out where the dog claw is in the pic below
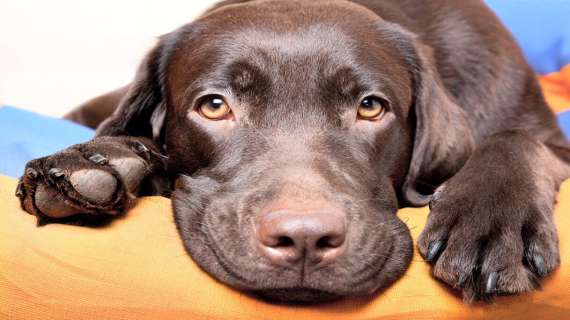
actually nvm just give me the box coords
[428,186,445,210]
[485,272,498,293]
[132,141,151,161]
[15,182,25,198]
[48,168,65,178]
[89,154,108,165]
[134,141,149,153]
[426,240,445,262]
[531,255,548,277]
[428,189,442,210]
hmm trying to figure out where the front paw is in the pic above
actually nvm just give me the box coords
[418,183,560,302]
[16,136,164,224]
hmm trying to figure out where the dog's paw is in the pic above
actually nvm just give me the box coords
[418,182,560,302]
[16,136,165,224]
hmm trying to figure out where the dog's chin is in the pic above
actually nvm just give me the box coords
[252,288,343,304]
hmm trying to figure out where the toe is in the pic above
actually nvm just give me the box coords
[432,233,480,288]
[523,220,560,278]
[70,169,117,204]
[109,157,147,193]
[479,228,536,295]
[35,185,80,218]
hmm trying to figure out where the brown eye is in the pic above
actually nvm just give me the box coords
[198,95,232,120]
[357,96,386,120]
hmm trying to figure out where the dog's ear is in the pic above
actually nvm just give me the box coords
[96,38,169,140]
[401,43,475,206]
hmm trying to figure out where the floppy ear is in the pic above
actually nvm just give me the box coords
[401,43,475,206]
[97,2,246,139]
[96,39,168,140]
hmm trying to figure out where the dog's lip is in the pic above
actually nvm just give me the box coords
[248,239,394,302]
[201,224,263,288]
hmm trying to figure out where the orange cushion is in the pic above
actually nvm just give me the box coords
[540,64,570,113]
[1,175,570,319]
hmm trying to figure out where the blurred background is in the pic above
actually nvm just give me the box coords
[0,0,217,116]
[1,0,569,117]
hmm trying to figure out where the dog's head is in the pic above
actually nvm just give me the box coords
[98,0,473,303]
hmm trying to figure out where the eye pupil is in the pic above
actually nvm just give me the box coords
[361,98,373,108]
[209,98,224,109]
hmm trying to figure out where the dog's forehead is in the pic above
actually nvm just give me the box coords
[169,25,390,97]
[168,0,388,73]
[224,24,356,61]
[167,28,358,109]
[211,24,365,93]
[195,0,384,65]
[165,1,412,117]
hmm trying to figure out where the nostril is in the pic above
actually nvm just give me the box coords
[275,236,295,247]
[316,236,332,249]
[316,235,344,249]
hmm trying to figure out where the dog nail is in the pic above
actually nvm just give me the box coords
[426,240,444,262]
[485,272,498,293]
[49,168,65,178]
[133,141,151,161]
[135,141,149,153]
[89,154,108,165]
[151,150,169,160]
[532,255,548,277]
[15,183,25,198]
[429,187,444,210]
[133,141,151,160]
[26,168,38,179]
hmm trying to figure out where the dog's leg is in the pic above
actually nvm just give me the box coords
[417,130,570,301]
[16,136,169,225]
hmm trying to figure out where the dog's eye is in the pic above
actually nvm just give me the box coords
[198,95,232,120]
[358,96,386,120]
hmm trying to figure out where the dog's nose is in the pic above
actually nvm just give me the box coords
[256,209,347,267]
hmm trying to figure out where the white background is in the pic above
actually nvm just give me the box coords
[0,0,218,117]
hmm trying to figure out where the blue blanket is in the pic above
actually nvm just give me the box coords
[485,0,570,74]
[0,107,94,177]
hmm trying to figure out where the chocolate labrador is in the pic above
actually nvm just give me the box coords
[16,0,570,303]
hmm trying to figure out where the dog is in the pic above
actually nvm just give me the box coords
[17,0,570,303]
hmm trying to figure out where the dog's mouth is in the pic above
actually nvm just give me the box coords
[173,175,414,304]
[195,219,403,303]
[248,242,396,303]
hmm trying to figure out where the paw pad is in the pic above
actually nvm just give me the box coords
[70,169,117,204]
